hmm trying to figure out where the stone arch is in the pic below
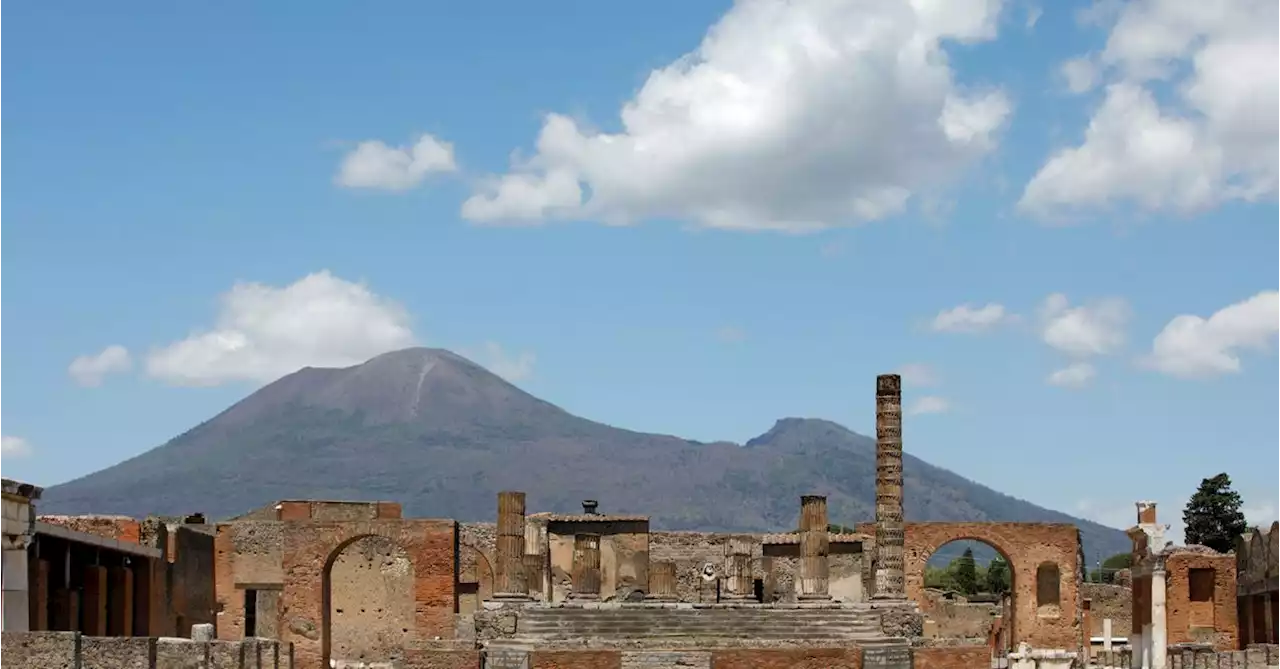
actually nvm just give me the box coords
[890,522,1081,652]
[322,533,415,666]
[457,543,494,614]
[1249,530,1267,581]
[919,536,1018,651]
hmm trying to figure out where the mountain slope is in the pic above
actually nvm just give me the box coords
[40,348,1130,558]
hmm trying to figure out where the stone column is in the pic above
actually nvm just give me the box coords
[873,373,906,600]
[1,535,32,632]
[1082,598,1092,665]
[1150,566,1167,669]
[647,561,678,601]
[494,491,529,600]
[1103,618,1113,652]
[571,534,601,600]
[724,537,755,601]
[524,517,549,599]
[798,495,830,600]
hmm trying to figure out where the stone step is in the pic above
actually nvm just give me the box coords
[518,625,881,636]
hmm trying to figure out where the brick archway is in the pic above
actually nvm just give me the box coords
[902,522,1082,652]
[279,519,457,669]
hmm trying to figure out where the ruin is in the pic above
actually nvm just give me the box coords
[3,374,1277,669]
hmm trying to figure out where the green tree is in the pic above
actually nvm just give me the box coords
[1094,552,1133,584]
[953,547,978,595]
[1183,473,1249,553]
[985,556,1011,594]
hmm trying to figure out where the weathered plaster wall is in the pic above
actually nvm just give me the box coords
[214,521,284,640]
[327,534,415,666]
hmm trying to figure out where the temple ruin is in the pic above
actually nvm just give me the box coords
[2,374,1276,668]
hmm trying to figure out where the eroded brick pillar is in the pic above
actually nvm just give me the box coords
[494,491,529,600]
[29,558,49,631]
[647,561,678,601]
[50,589,79,631]
[873,373,906,600]
[724,537,754,601]
[798,495,830,600]
[83,565,108,636]
[107,565,134,636]
[571,534,601,600]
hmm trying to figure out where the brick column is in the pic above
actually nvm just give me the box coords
[51,589,79,631]
[798,495,830,600]
[494,491,529,600]
[1082,598,1093,664]
[724,537,754,601]
[646,561,678,601]
[570,534,601,600]
[873,373,906,600]
[107,565,134,636]
[29,558,49,631]
[83,565,108,636]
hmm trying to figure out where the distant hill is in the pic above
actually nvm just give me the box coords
[40,348,1130,559]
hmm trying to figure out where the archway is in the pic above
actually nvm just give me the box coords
[322,534,415,667]
[921,539,1016,666]
[457,543,494,614]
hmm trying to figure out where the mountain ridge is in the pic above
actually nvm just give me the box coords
[39,347,1130,558]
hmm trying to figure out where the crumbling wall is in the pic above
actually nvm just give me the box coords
[38,515,141,544]
[1082,583,1132,637]
[172,525,216,635]
[548,520,648,602]
[0,631,292,669]
[214,521,284,640]
[1164,550,1238,651]
[922,600,999,639]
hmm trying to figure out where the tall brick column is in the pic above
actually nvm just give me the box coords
[82,565,108,636]
[873,373,906,600]
[494,491,529,600]
[647,561,678,601]
[724,537,755,601]
[798,495,830,600]
[571,534,601,600]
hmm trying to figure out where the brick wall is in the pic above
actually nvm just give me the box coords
[710,648,862,668]
[0,631,293,669]
[531,649,623,669]
[38,515,141,544]
[911,645,990,669]
[1164,551,1238,651]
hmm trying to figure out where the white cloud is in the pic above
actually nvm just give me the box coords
[897,363,940,387]
[335,133,457,191]
[470,342,537,384]
[1025,6,1043,29]
[1243,501,1278,526]
[1039,293,1130,358]
[716,326,747,344]
[68,345,133,387]
[462,0,1011,232]
[1,436,33,458]
[930,302,1010,333]
[1047,361,1097,389]
[1021,0,1278,217]
[1143,290,1279,378]
[146,271,417,386]
[907,395,951,415]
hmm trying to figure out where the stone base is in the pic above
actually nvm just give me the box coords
[491,593,531,602]
[797,594,832,601]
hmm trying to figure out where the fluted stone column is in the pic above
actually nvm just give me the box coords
[494,491,529,600]
[873,373,906,600]
[724,537,755,601]
[798,495,831,600]
[647,561,678,601]
[571,534,601,600]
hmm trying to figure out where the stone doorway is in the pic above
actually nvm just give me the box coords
[322,535,415,668]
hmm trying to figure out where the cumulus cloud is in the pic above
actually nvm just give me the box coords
[146,271,418,386]
[930,303,1010,333]
[1021,0,1278,217]
[68,345,133,387]
[897,363,940,387]
[1047,361,1097,389]
[1039,293,1130,358]
[1,436,33,458]
[462,0,1012,231]
[907,395,951,416]
[335,133,457,191]
[1142,290,1279,378]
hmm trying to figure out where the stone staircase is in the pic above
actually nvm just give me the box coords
[488,603,908,649]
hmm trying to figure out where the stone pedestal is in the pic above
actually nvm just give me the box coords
[798,495,830,600]
[647,561,678,601]
[570,534,601,600]
[724,537,755,601]
[873,373,906,600]
[2,480,41,633]
[494,491,529,601]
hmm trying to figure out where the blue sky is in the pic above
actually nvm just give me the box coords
[3,0,1277,542]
